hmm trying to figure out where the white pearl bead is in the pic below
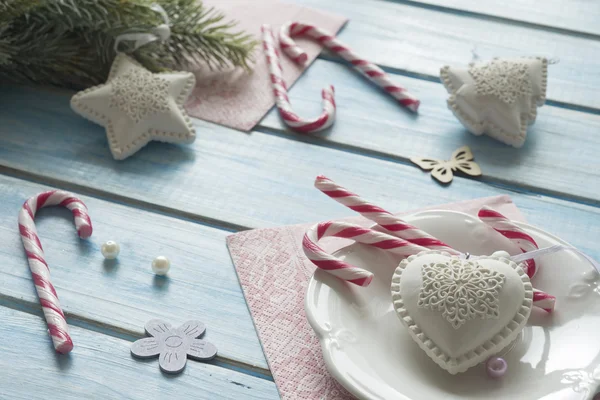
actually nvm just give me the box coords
[152,256,171,275]
[101,241,120,259]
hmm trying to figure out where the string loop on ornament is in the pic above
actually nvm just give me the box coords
[113,3,171,53]
[463,245,599,273]
[509,245,599,272]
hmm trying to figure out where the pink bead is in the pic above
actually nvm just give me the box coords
[486,356,507,379]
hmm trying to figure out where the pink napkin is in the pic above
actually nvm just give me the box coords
[227,195,525,399]
[185,0,347,131]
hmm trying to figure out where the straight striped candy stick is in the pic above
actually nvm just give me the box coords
[262,24,336,133]
[478,206,555,312]
[279,22,420,112]
[314,175,459,254]
[18,190,93,353]
[303,221,428,286]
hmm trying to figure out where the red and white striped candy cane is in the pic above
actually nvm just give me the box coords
[478,206,555,312]
[531,289,555,313]
[314,175,458,254]
[18,190,93,353]
[280,22,420,113]
[478,206,539,277]
[262,24,336,133]
[303,221,426,286]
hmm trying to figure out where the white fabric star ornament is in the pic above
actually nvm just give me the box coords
[71,54,196,160]
[441,58,547,148]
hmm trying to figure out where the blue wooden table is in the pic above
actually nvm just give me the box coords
[1,0,599,398]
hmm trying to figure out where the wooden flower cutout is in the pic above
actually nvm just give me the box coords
[131,319,217,374]
[410,146,482,184]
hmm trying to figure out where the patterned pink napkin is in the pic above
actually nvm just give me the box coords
[185,0,347,131]
[227,195,525,399]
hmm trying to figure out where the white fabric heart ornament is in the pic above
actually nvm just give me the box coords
[440,58,547,148]
[391,250,533,374]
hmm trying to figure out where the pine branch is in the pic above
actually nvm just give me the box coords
[0,1,37,23]
[0,22,108,86]
[0,0,258,87]
[0,24,13,66]
[1,0,159,28]
[138,0,257,71]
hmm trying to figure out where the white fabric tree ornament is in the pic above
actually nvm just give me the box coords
[71,54,196,160]
[441,57,547,148]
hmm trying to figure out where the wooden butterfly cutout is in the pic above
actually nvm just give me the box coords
[410,146,482,184]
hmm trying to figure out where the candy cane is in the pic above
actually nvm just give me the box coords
[478,206,555,312]
[531,290,555,313]
[18,190,93,353]
[262,24,336,133]
[303,221,426,286]
[280,22,420,113]
[314,175,459,254]
[478,206,539,277]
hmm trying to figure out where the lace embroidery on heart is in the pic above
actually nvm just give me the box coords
[418,259,505,329]
[469,59,533,104]
[110,70,170,123]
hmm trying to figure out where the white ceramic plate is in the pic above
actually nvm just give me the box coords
[305,210,600,400]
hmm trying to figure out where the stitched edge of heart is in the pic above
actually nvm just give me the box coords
[390,250,533,374]
[439,57,547,148]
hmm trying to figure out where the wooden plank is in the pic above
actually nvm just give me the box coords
[0,175,268,371]
[3,81,599,204]
[401,0,600,36]
[0,307,279,400]
[0,86,598,264]
[289,0,600,110]
[259,59,600,203]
